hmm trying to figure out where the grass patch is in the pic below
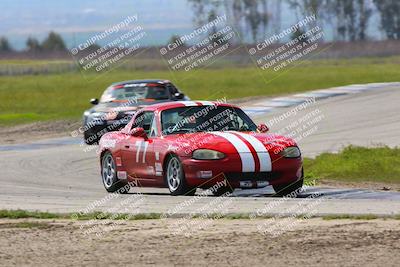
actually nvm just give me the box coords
[0,56,399,125]
[74,212,163,220]
[304,146,400,184]
[322,214,379,220]
[0,210,163,221]
[0,113,55,125]
[0,209,399,221]
[0,209,62,219]
[0,222,52,229]
[0,59,73,65]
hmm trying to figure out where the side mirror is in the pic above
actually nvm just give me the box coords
[90,98,99,105]
[174,92,184,99]
[257,123,269,133]
[129,127,148,139]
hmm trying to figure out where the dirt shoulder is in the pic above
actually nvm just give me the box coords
[0,218,399,267]
[0,119,81,145]
[317,179,400,192]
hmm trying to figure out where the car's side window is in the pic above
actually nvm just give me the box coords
[132,111,155,136]
[149,116,158,137]
[132,112,144,129]
[167,84,178,98]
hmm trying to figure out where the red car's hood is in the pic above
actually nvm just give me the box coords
[164,131,297,155]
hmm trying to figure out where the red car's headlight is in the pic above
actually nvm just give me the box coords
[192,149,225,160]
[280,146,301,158]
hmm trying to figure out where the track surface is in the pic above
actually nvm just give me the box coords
[0,85,399,216]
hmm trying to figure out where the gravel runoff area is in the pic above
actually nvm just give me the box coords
[0,218,399,267]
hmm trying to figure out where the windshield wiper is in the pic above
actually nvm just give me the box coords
[168,128,195,134]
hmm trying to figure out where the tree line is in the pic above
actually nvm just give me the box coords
[188,0,400,42]
[0,32,66,53]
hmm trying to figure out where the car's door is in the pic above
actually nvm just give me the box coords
[121,111,156,181]
[143,111,166,186]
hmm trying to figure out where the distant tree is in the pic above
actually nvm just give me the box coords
[231,0,245,38]
[188,0,270,43]
[270,1,283,34]
[0,37,13,52]
[168,35,185,47]
[228,0,269,43]
[291,28,308,42]
[337,0,357,41]
[357,0,372,40]
[286,0,324,23]
[243,0,264,43]
[374,0,400,40]
[324,0,372,41]
[26,37,41,52]
[87,43,101,51]
[286,0,372,41]
[187,0,221,27]
[41,32,66,51]
[207,9,220,42]
[187,0,232,43]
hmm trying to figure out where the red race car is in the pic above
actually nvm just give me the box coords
[98,101,303,196]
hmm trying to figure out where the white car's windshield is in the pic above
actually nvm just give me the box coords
[100,84,170,102]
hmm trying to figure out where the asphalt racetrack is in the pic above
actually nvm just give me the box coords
[1,84,400,216]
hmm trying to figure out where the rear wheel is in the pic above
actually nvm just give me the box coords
[165,155,195,196]
[101,152,129,193]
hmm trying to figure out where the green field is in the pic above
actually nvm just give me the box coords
[304,146,400,184]
[0,56,400,125]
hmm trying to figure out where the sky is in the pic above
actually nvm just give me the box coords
[0,0,193,49]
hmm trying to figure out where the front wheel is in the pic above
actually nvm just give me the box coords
[212,185,234,196]
[165,155,194,196]
[101,152,129,193]
[273,178,304,197]
[84,131,99,145]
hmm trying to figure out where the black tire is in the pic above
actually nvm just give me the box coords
[84,131,99,145]
[165,155,195,196]
[212,185,234,196]
[273,178,304,197]
[101,152,130,193]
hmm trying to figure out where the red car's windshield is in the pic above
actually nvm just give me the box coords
[161,106,257,135]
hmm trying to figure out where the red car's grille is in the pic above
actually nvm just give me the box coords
[224,172,281,181]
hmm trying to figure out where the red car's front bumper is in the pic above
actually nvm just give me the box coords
[181,153,303,189]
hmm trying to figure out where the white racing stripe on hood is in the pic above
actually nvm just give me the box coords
[198,101,214,106]
[231,132,272,172]
[210,132,255,172]
[179,101,198,106]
